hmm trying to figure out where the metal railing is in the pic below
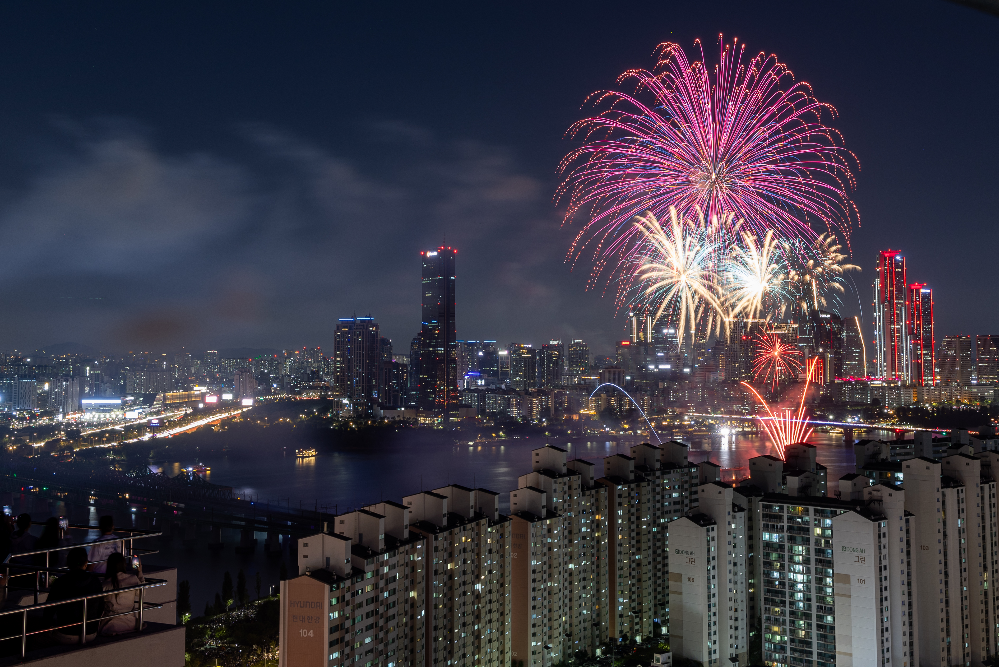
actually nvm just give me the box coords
[0,577,167,658]
[5,523,161,605]
[0,522,167,658]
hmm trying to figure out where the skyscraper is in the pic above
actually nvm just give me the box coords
[809,310,844,383]
[906,283,934,386]
[508,344,535,391]
[874,250,908,381]
[536,341,563,388]
[975,334,998,385]
[418,247,458,412]
[841,316,867,378]
[567,340,590,379]
[333,316,383,413]
[725,318,766,382]
[478,341,500,381]
[407,334,420,406]
[939,334,973,386]
[234,368,256,400]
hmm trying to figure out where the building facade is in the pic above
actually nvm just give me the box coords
[906,283,934,386]
[669,483,748,666]
[333,316,382,413]
[874,250,908,382]
[417,247,458,413]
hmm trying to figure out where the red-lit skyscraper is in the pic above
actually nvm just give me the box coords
[907,283,935,386]
[418,247,458,413]
[874,250,908,381]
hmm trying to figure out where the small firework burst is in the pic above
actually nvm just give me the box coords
[742,358,818,460]
[752,332,803,390]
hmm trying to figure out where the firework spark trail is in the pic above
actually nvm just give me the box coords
[630,209,726,347]
[724,229,788,321]
[752,332,804,391]
[783,233,860,313]
[558,34,858,284]
[741,357,818,460]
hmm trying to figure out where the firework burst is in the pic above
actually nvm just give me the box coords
[752,332,803,390]
[629,209,725,347]
[783,233,860,313]
[723,230,789,321]
[741,357,819,460]
[558,34,858,280]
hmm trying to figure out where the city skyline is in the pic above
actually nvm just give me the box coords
[0,2,994,355]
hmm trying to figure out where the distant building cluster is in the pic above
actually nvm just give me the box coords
[0,246,994,426]
[872,249,997,392]
[279,432,999,667]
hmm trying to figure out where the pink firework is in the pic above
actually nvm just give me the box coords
[741,357,818,460]
[752,332,803,390]
[558,35,857,277]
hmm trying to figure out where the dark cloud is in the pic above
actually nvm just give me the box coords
[0,1,993,355]
[0,120,613,354]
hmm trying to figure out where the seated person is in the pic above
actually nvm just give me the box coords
[10,513,36,554]
[87,515,121,574]
[46,547,103,643]
[100,553,145,635]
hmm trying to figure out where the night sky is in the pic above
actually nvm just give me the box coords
[0,1,994,356]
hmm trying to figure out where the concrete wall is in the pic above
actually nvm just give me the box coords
[21,623,184,667]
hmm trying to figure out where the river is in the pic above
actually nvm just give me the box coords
[6,428,874,614]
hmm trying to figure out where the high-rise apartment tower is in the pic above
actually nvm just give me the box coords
[907,283,935,386]
[874,250,908,381]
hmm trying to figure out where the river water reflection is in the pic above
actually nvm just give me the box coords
[5,428,869,614]
[203,430,860,514]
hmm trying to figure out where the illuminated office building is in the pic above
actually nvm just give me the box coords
[418,247,458,412]
[508,344,536,391]
[334,316,382,413]
[567,340,590,378]
[536,341,563,388]
[809,311,844,383]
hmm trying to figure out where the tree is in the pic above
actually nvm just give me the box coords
[222,571,234,609]
[213,593,224,615]
[236,569,247,606]
[255,571,262,600]
[203,601,213,617]
[177,580,191,622]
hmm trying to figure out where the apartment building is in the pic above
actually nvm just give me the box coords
[506,442,701,662]
[757,494,849,667]
[516,446,610,658]
[832,484,917,667]
[404,486,511,667]
[668,482,748,666]
[281,508,425,667]
[509,485,564,666]
[904,453,999,666]
[281,441,724,666]
[281,487,509,667]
